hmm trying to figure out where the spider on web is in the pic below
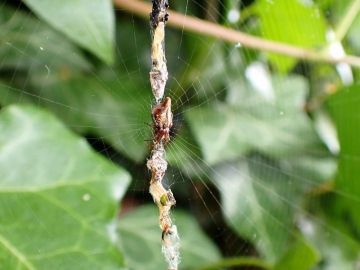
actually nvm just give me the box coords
[145,97,173,147]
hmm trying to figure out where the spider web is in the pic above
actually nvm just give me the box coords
[0,0,359,269]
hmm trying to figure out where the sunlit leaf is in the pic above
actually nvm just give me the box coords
[252,0,327,72]
[117,205,222,270]
[0,105,130,269]
[21,0,115,63]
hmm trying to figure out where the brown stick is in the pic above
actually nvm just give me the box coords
[113,0,360,68]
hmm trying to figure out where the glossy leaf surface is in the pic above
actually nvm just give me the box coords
[22,0,115,63]
[0,105,130,270]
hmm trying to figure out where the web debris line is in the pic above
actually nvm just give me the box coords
[146,1,180,269]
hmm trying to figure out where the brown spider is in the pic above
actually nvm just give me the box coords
[162,223,173,241]
[146,97,173,147]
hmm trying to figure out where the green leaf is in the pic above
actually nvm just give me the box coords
[0,17,161,163]
[193,257,273,270]
[212,155,334,262]
[36,76,151,163]
[0,80,32,106]
[300,213,360,270]
[281,156,337,188]
[21,0,115,63]
[0,6,89,70]
[327,85,360,239]
[326,0,360,56]
[0,74,152,163]
[212,156,296,262]
[0,17,154,163]
[274,236,319,270]
[180,40,251,103]
[346,10,360,54]
[0,105,130,269]
[186,75,323,165]
[183,41,230,101]
[252,0,327,72]
[117,205,222,270]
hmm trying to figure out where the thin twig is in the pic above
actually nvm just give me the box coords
[334,0,360,42]
[113,0,360,68]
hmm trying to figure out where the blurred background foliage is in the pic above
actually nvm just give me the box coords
[0,0,359,269]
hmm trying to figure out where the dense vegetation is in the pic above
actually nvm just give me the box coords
[0,0,359,269]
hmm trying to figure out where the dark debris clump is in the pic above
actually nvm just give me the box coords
[150,0,169,29]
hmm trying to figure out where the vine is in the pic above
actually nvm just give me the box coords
[146,1,180,269]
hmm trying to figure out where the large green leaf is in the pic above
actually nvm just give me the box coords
[0,105,130,269]
[117,205,222,270]
[252,0,327,72]
[212,155,334,263]
[186,75,323,165]
[0,6,89,70]
[21,0,115,63]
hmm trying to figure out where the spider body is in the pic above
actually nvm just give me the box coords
[150,97,173,146]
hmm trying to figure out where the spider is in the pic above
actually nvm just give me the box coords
[162,223,173,241]
[146,97,173,147]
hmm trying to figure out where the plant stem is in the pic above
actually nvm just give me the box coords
[193,257,273,270]
[334,0,360,42]
[113,0,360,68]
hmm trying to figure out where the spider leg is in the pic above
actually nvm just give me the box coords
[152,133,163,147]
[144,122,154,128]
[163,139,169,146]
[162,224,170,241]
[145,133,161,148]
[163,132,170,146]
